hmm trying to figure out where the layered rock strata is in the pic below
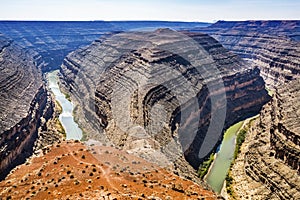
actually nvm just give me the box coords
[230,79,300,199]
[199,20,300,41]
[60,29,270,182]
[0,34,53,180]
[196,20,300,88]
[0,21,209,72]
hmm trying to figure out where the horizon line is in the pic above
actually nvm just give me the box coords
[0,19,299,23]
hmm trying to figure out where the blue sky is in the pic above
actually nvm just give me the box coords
[0,0,299,22]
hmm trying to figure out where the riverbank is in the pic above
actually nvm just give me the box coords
[220,115,259,199]
[204,120,244,193]
[46,70,83,141]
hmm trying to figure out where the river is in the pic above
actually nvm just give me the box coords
[205,120,244,193]
[46,70,83,140]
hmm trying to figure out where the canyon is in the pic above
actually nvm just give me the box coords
[229,79,300,199]
[59,28,270,182]
[0,20,299,199]
[0,21,209,182]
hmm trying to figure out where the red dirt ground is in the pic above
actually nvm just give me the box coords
[0,140,217,199]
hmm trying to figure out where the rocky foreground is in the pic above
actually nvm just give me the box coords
[59,29,270,182]
[0,140,217,199]
[0,33,54,180]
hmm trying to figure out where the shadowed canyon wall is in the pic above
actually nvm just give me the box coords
[0,34,53,180]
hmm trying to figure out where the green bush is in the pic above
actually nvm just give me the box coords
[233,129,247,160]
[197,153,215,179]
[226,128,247,198]
[64,93,71,101]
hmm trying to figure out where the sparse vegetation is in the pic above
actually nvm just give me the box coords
[54,101,66,137]
[266,86,274,96]
[197,153,215,179]
[233,129,247,160]
[64,93,71,101]
[80,130,88,141]
[226,123,252,198]
[74,180,80,185]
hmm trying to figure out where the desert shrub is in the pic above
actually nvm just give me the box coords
[197,153,215,179]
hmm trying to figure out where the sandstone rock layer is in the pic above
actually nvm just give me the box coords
[230,79,300,199]
[59,29,270,182]
[197,20,300,88]
[0,34,53,180]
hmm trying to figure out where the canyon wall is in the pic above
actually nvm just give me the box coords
[230,79,300,199]
[59,29,270,181]
[0,34,53,180]
[200,20,300,41]
[200,21,300,199]
[196,20,300,88]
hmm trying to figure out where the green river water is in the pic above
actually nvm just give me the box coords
[205,121,244,193]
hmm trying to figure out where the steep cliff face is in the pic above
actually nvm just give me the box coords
[59,29,270,181]
[0,21,210,72]
[196,20,300,88]
[0,34,53,180]
[229,79,300,199]
[191,20,300,199]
